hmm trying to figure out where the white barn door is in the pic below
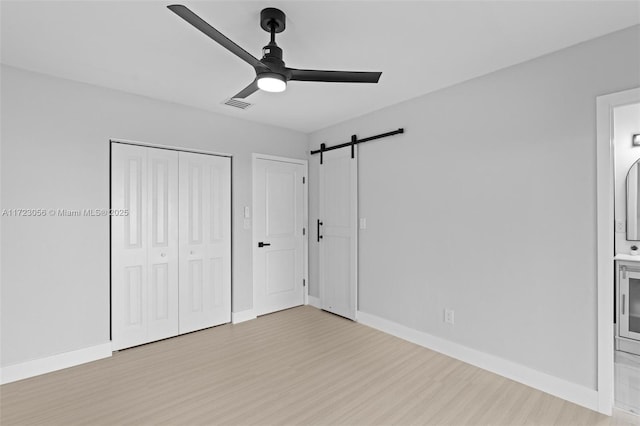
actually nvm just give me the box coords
[319,146,358,320]
[178,152,231,334]
[253,156,306,316]
[111,144,179,350]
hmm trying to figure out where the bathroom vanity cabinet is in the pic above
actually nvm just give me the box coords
[616,259,640,354]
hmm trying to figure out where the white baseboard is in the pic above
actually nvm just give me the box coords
[356,310,600,413]
[232,309,256,324]
[0,343,112,385]
[307,295,321,308]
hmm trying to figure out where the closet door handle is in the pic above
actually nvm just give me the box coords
[258,242,271,248]
[317,220,323,242]
[622,294,626,315]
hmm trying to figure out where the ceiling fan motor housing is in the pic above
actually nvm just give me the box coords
[261,42,289,77]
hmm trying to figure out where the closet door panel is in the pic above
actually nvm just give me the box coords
[146,149,180,342]
[206,164,228,315]
[179,152,231,334]
[112,144,149,350]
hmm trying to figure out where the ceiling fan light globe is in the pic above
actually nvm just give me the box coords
[257,74,286,93]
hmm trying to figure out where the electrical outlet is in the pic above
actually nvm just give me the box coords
[444,309,455,325]
[616,221,626,233]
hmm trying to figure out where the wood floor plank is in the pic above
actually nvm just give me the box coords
[1,306,637,425]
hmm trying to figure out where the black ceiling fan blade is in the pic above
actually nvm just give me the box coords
[232,80,259,99]
[287,69,382,83]
[168,5,267,70]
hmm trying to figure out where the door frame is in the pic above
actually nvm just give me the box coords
[109,138,233,351]
[251,153,309,314]
[595,87,640,415]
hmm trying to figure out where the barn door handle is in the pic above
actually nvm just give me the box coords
[317,220,323,242]
[258,242,271,248]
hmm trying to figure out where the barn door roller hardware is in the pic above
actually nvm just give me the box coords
[310,128,404,164]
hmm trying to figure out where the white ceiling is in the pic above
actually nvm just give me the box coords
[2,1,639,133]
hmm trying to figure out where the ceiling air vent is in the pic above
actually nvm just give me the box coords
[223,98,253,110]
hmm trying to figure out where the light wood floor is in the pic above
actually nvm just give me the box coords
[1,306,638,425]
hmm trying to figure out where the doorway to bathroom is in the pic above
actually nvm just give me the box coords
[596,87,640,415]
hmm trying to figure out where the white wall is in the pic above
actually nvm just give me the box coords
[308,25,640,390]
[613,103,640,254]
[0,65,307,367]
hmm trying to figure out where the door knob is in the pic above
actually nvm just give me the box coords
[190,250,195,255]
[160,253,166,257]
[258,242,271,248]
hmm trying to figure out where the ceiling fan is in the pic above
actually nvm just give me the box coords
[167,5,382,99]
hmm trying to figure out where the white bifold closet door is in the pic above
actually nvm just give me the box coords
[178,151,231,334]
[111,144,180,350]
[111,144,230,350]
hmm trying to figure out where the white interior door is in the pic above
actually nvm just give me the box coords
[179,152,231,334]
[111,143,179,350]
[319,146,358,320]
[253,157,306,316]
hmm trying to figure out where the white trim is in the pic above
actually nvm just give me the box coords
[110,138,232,158]
[307,295,321,308]
[596,87,640,415]
[232,309,257,324]
[303,160,309,309]
[251,153,309,317]
[357,310,599,412]
[252,153,308,165]
[0,343,112,385]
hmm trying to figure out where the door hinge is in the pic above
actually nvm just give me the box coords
[303,279,306,287]
[303,176,306,184]
[303,227,306,235]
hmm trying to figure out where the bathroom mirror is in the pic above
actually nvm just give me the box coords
[627,159,640,240]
